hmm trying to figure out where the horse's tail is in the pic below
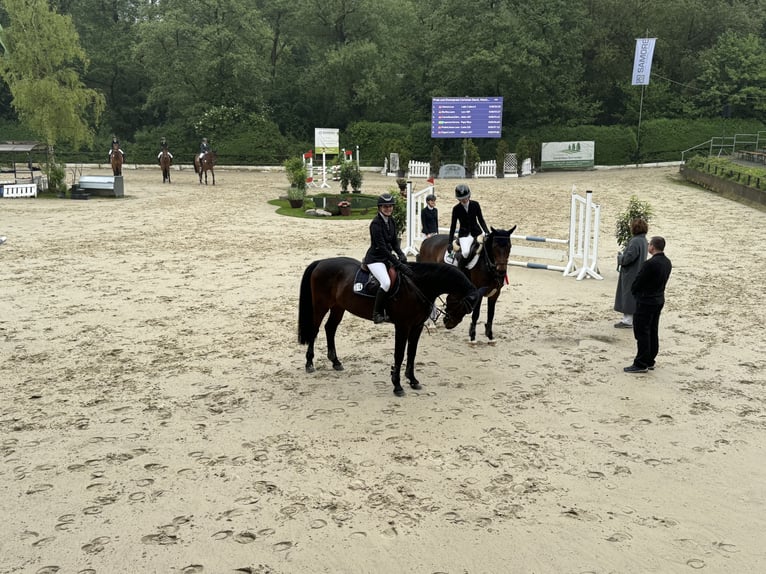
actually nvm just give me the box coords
[298,260,320,345]
[193,157,200,174]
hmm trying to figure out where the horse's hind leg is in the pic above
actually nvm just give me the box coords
[324,308,345,371]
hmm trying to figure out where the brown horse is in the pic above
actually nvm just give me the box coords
[159,149,172,183]
[417,226,516,343]
[110,143,124,176]
[194,150,216,185]
[298,257,480,396]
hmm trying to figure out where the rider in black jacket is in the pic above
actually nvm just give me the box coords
[363,194,411,324]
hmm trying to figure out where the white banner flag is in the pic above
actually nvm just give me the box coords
[631,38,656,86]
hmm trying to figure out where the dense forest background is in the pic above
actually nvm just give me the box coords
[2,0,766,166]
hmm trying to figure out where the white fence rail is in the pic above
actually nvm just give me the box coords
[408,160,430,178]
[474,160,496,178]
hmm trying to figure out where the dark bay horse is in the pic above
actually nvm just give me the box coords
[298,258,480,396]
[110,143,124,176]
[417,226,516,344]
[194,151,216,185]
[159,149,172,183]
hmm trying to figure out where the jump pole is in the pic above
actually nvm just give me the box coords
[508,187,602,280]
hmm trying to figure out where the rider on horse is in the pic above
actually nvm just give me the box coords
[198,137,210,160]
[108,136,124,161]
[157,137,173,164]
[446,184,490,270]
[364,193,413,324]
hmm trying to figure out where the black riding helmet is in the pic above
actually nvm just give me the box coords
[455,184,471,200]
[378,193,396,206]
[425,194,436,202]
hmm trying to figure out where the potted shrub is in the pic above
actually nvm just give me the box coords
[615,195,653,248]
[395,177,407,193]
[340,162,363,192]
[284,156,307,207]
[287,185,305,208]
[349,165,363,193]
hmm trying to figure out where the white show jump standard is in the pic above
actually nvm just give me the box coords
[403,181,445,256]
[509,187,603,281]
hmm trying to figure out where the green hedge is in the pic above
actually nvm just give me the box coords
[6,116,766,167]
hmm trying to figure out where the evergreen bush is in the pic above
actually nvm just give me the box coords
[615,196,653,248]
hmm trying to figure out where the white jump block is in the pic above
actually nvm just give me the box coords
[78,175,124,198]
[1,182,38,198]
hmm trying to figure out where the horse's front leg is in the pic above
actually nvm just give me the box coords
[391,327,409,396]
[324,308,345,371]
[484,294,499,344]
[211,170,215,186]
[468,297,482,344]
[404,324,424,390]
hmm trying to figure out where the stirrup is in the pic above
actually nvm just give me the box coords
[373,312,389,324]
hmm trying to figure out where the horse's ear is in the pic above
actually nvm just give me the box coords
[509,225,517,235]
[491,226,496,233]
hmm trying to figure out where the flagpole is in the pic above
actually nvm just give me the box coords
[633,30,652,165]
[636,85,645,165]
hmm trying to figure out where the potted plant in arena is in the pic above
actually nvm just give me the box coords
[337,200,351,216]
[284,156,307,208]
[339,162,363,193]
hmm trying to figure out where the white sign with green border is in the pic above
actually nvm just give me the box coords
[541,141,595,170]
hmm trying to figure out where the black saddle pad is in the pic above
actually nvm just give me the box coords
[353,268,379,298]
[353,266,400,298]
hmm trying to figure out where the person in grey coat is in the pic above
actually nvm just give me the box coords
[614,218,648,328]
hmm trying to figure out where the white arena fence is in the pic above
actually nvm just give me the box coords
[408,161,430,178]
[474,160,496,178]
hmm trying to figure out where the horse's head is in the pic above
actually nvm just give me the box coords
[443,287,480,329]
[486,225,516,278]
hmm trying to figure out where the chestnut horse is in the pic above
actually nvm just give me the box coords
[194,150,216,185]
[110,143,124,176]
[417,226,516,343]
[159,149,172,183]
[298,258,479,396]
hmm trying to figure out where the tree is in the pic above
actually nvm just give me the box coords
[0,0,105,157]
[134,0,272,134]
[694,31,766,120]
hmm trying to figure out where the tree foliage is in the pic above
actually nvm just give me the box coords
[0,0,105,150]
[2,0,766,160]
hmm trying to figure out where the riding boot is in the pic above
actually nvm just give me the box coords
[373,287,390,324]
[455,251,466,269]
[466,241,480,265]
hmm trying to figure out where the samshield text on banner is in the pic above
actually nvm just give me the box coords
[631,38,656,86]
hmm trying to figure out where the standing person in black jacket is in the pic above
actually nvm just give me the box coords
[624,236,672,373]
[420,194,439,238]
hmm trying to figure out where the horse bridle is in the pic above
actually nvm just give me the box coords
[482,233,508,288]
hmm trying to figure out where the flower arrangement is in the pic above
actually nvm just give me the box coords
[337,200,351,208]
